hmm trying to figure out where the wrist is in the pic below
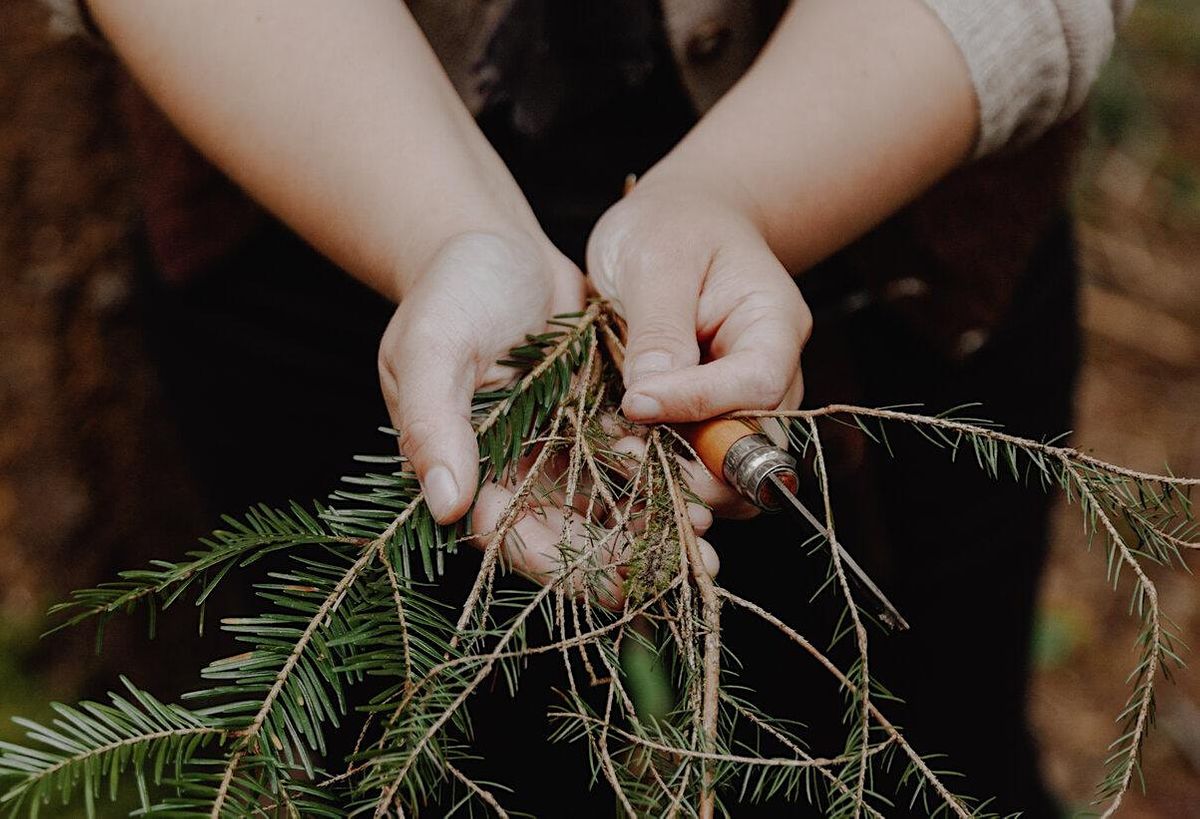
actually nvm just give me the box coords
[587,165,770,310]
[392,224,558,301]
[388,208,550,300]
[635,150,766,235]
[381,145,549,300]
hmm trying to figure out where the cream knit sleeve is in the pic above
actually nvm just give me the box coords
[922,0,1136,155]
[44,0,1134,157]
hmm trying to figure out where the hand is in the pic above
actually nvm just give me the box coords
[586,175,812,515]
[379,230,586,523]
[469,425,722,611]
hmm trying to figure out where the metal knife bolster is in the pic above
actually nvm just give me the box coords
[721,433,801,511]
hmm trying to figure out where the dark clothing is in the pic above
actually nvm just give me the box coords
[141,14,1073,819]
[716,217,1077,818]
[113,0,1083,362]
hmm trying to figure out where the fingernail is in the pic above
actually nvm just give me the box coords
[623,392,663,420]
[688,504,713,532]
[698,538,720,578]
[424,465,460,521]
[628,351,673,384]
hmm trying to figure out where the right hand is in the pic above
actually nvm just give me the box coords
[378,230,585,524]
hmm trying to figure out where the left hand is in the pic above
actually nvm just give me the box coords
[586,174,812,515]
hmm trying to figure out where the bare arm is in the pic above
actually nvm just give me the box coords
[587,0,977,425]
[88,0,540,300]
[90,0,587,524]
[640,0,978,274]
[591,0,1127,427]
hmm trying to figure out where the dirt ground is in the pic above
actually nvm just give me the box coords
[1,2,1199,816]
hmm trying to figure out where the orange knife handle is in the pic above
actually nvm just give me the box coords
[676,418,761,481]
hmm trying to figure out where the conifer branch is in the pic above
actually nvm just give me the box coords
[445,762,509,818]
[46,504,368,637]
[652,433,721,819]
[1067,461,1165,817]
[0,678,231,816]
[3,304,1196,816]
[808,419,872,818]
[209,531,391,817]
[719,692,891,819]
[736,405,1200,488]
[715,587,977,817]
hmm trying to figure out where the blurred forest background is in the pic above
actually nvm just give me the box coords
[1,1,1199,816]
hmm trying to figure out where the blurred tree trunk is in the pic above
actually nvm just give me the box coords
[0,0,206,700]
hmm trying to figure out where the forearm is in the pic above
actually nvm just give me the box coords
[639,0,977,273]
[89,0,539,300]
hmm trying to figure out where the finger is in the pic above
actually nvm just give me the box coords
[690,504,714,536]
[526,447,595,517]
[696,537,720,578]
[608,434,649,474]
[551,258,590,315]
[619,498,713,538]
[779,368,805,412]
[597,410,639,440]
[381,323,479,525]
[623,292,808,423]
[610,435,752,524]
[607,436,708,527]
[623,236,811,423]
[607,255,703,410]
[470,483,565,581]
[676,453,759,520]
[471,483,626,608]
[754,371,805,449]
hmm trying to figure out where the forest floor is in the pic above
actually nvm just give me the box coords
[2,1,1199,816]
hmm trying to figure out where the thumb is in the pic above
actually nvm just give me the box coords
[615,269,702,422]
[380,329,480,525]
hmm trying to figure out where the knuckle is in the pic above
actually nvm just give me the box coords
[757,287,812,348]
[682,388,718,421]
[794,295,814,346]
[396,416,441,464]
[588,204,699,300]
[377,348,394,384]
[631,318,692,356]
[745,365,791,408]
[586,204,640,296]
[786,371,806,410]
[377,316,404,376]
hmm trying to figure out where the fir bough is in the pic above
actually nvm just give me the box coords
[0,302,1196,817]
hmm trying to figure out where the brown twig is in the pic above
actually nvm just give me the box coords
[716,587,973,818]
[446,762,510,818]
[737,405,1200,487]
[1066,460,1163,818]
[809,419,871,816]
[653,433,721,819]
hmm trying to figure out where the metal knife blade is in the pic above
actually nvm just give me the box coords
[767,473,910,632]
